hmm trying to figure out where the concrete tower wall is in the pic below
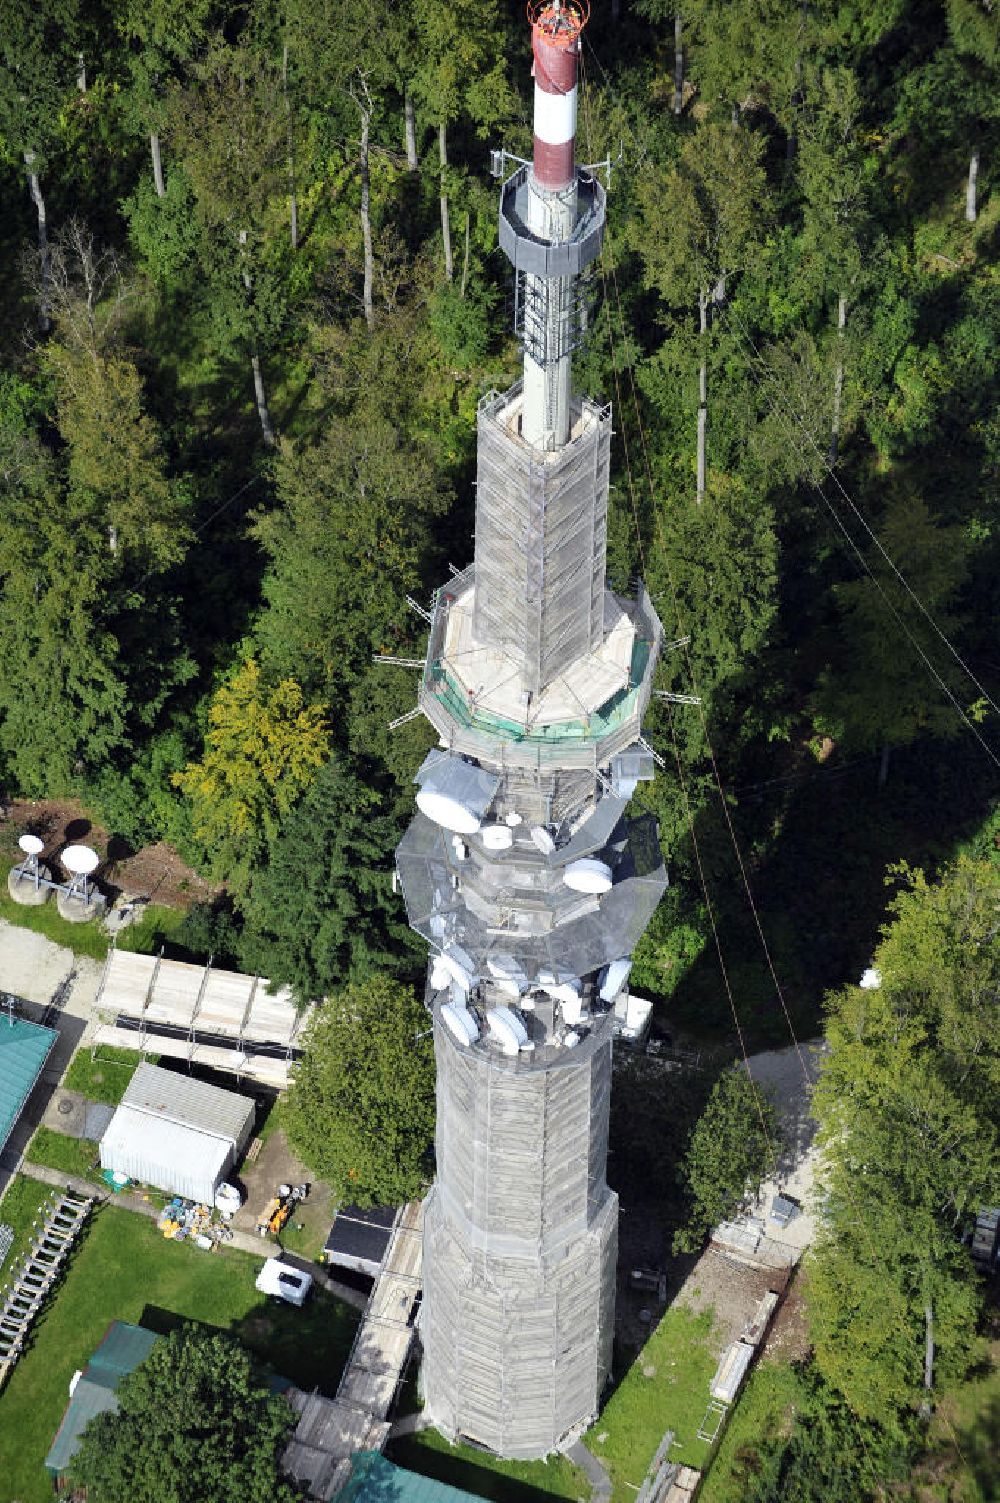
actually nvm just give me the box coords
[472,388,610,694]
[422,1008,617,1456]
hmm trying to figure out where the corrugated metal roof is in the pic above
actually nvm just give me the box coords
[122,1062,254,1146]
[87,1320,159,1382]
[100,1104,233,1202]
[45,1323,159,1474]
[0,1017,57,1153]
[342,1452,485,1503]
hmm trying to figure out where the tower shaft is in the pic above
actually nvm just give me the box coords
[395,0,666,1460]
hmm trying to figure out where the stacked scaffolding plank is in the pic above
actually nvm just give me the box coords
[92,949,309,1087]
[0,1191,92,1385]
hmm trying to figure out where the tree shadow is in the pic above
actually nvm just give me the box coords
[658,727,1000,1055]
[105,835,134,867]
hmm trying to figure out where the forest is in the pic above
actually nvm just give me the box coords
[0,0,998,1494]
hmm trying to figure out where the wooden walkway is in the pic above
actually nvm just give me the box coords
[282,1200,424,1500]
[0,1189,92,1388]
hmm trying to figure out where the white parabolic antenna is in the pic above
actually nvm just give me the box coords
[62,844,99,877]
[417,789,483,834]
[18,834,44,856]
[563,858,613,894]
[481,823,514,851]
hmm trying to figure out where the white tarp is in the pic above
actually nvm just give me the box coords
[99,1104,233,1203]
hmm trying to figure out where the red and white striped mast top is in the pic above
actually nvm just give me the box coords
[530,0,587,192]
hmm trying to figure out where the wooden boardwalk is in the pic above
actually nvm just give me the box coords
[0,1189,93,1388]
[282,1199,424,1500]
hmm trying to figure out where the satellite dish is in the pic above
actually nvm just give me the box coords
[530,825,555,855]
[430,959,452,992]
[18,834,44,856]
[563,858,613,894]
[504,812,523,827]
[561,994,584,1026]
[441,1003,479,1047]
[599,957,633,1002]
[62,845,99,877]
[417,789,483,834]
[481,824,514,851]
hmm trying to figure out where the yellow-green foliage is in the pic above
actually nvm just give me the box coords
[174,658,330,888]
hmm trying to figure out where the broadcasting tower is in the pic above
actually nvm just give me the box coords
[396,0,666,1458]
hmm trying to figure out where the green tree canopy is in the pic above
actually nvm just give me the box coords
[70,1325,302,1503]
[173,658,330,892]
[284,973,435,1207]
[808,856,1000,1423]
[239,753,419,1001]
[673,1063,778,1253]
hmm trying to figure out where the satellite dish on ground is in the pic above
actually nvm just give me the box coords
[18,834,44,856]
[504,812,523,827]
[530,825,555,855]
[62,845,99,876]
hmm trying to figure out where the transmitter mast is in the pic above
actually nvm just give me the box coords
[396,1,667,1457]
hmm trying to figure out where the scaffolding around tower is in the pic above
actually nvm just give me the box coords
[473,384,610,693]
[420,1005,617,1458]
[395,0,669,1462]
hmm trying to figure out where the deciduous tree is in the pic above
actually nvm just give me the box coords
[808,857,1000,1422]
[70,1326,302,1503]
[283,973,435,1207]
[173,659,330,893]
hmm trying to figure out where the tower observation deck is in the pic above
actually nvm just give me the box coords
[395,0,667,1459]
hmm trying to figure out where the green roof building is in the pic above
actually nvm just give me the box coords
[341,1452,486,1503]
[0,1015,57,1155]
[45,1321,160,1479]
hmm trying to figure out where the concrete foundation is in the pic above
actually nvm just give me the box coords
[7,865,53,907]
[55,889,101,924]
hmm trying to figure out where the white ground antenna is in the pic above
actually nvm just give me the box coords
[17,834,44,890]
[62,844,99,906]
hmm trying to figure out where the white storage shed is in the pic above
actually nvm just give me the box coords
[99,1062,255,1203]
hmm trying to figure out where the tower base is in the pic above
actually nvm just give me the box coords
[421,1186,616,1459]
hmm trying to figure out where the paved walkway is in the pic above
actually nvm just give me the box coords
[567,1440,613,1502]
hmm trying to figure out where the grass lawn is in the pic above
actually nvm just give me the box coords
[585,1305,720,1500]
[0,900,191,971]
[25,1127,101,1182]
[0,1176,54,1278]
[116,904,191,957]
[905,1336,1000,1503]
[62,1044,158,1105]
[0,1179,358,1503]
[698,1357,807,1502]
[277,1208,330,1263]
[0,894,109,962]
[389,1429,589,1502]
